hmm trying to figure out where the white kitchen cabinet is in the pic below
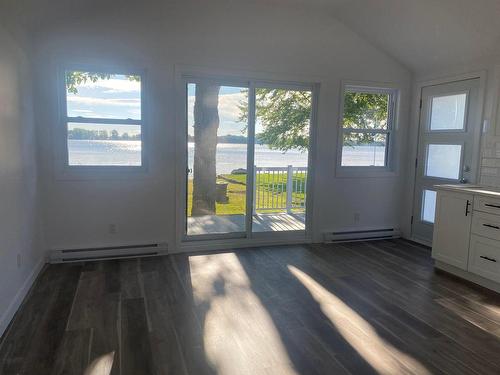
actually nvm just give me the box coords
[432,190,473,270]
[432,184,500,292]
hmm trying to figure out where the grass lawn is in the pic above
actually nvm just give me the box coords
[187,172,306,216]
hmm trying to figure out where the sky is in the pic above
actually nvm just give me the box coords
[187,84,264,136]
[66,74,262,137]
[66,74,141,135]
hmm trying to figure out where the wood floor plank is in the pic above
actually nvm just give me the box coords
[51,329,92,375]
[19,264,82,375]
[121,298,154,375]
[2,240,500,374]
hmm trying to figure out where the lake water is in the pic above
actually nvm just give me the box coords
[68,140,386,172]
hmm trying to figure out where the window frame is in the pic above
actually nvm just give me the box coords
[336,82,399,177]
[58,64,147,175]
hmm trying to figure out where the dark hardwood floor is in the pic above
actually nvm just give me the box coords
[2,239,500,374]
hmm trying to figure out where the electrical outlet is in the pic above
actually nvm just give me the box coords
[354,213,360,223]
[17,253,22,268]
[108,224,117,234]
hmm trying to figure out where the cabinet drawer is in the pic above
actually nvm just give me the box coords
[474,195,500,215]
[471,211,500,241]
[468,235,500,283]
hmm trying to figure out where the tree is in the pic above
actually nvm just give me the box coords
[239,88,312,152]
[342,92,388,146]
[191,84,221,216]
[239,89,388,150]
[65,71,140,94]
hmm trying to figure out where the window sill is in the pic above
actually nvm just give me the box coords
[54,164,150,181]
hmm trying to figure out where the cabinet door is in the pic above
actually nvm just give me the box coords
[432,190,473,270]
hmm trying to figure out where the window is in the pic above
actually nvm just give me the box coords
[339,85,397,169]
[429,93,467,131]
[63,69,143,167]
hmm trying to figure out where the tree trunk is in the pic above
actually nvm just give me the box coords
[191,83,220,216]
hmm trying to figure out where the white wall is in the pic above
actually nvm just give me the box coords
[0,24,44,337]
[34,0,411,251]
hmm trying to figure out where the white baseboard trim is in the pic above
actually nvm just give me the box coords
[176,236,312,254]
[0,258,46,339]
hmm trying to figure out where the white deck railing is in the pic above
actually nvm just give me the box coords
[253,165,307,214]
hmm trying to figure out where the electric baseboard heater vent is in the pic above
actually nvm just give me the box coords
[324,228,400,243]
[50,242,168,263]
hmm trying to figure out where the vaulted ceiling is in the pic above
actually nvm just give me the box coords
[323,0,500,73]
[1,0,500,74]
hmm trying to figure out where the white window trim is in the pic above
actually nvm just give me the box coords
[336,81,400,178]
[56,64,148,179]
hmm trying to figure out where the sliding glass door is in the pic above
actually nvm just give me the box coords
[252,86,312,233]
[182,78,314,241]
[186,81,249,237]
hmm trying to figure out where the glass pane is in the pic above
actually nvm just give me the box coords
[186,84,248,236]
[422,190,437,223]
[341,132,387,166]
[430,93,466,131]
[67,123,141,166]
[66,71,141,120]
[343,91,390,130]
[425,144,462,179]
[253,88,311,233]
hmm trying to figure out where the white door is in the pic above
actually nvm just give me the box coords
[412,78,481,244]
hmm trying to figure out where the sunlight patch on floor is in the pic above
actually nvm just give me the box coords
[288,265,431,375]
[189,253,297,375]
[83,351,115,375]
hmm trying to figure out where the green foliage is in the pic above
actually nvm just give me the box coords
[239,88,312,152]
[239,88,389,150]
[65,71,140,94]
[342,92,389,146]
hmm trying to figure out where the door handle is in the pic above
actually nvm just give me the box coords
[465,200,471,216]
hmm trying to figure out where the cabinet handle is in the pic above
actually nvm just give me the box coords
[480,255,497,263]
[483,223,500,230]
[465,200,471,216]
[485,203,500,209]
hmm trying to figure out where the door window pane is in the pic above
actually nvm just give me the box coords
[186,84,248,236]
[341,132,387,166]
[425,144,462,179]
[252,88,311,232]
[422,190,437,223]
[430,93,466,131]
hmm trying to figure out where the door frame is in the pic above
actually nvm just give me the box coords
[174,65,320,253]
[409,71,487,246]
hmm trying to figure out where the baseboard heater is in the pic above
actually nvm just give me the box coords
[50,242,168,263]
[324,228,400,243]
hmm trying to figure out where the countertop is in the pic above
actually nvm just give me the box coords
[435,184,500,198]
